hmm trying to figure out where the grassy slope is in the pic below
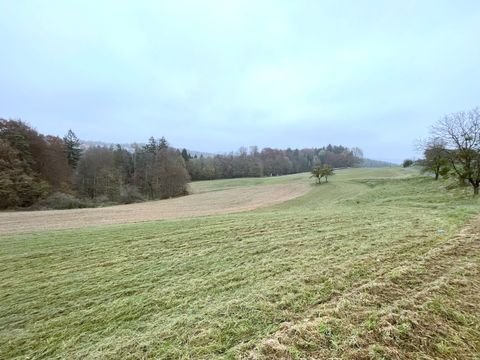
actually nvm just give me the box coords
[1,168,479,359]
[189,173,307,193]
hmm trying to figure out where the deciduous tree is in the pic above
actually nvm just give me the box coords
[432,107,480,195]
[419,138,449,180]
[321,165,334,182]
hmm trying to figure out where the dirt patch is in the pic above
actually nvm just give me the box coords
[0,183,309,235]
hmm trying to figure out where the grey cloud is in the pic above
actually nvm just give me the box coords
[1,0,480,163]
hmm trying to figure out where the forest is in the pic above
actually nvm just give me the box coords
[185,145,363,180]
[0,119,363,209]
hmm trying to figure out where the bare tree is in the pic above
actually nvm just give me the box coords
[351,147,364,160]
[432,107,480,195]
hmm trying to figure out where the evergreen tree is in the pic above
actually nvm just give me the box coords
[158,136,169,150]
[144,136,157,154]
[181,148,191,162]
[63,129,82,169]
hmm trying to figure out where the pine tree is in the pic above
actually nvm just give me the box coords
[181,148,191,162]
[158,136,169,150]
[63,129,82,169]
[144,136,157,154]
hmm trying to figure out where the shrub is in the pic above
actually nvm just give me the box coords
[119,185,145,204]
[33,192,91,210]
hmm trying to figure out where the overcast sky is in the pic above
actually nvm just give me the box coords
[1,1,480,162]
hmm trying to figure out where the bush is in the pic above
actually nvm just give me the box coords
[119,185,145,204]
[403,159,414,168]
[32,192,92,210]
[91,195,114,207]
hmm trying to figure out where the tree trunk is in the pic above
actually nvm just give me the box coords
[474,184,479,196]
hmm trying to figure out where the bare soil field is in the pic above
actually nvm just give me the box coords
[0,182,309,235]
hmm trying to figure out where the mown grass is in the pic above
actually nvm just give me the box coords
[1,168,479,359]
[189,173,308,194]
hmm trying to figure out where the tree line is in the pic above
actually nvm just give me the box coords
[0,118,363,209]
[184,145,362,181]
[75,136,190,203]
[417,107,480,195]
[0,120,189,209]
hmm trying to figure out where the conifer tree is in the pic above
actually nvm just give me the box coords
[63,129,82,169]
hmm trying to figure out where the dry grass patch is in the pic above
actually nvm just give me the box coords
[0,182,309,235]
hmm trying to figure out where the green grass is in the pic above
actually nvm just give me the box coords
[189,172,308,193]
[1,168,479,359]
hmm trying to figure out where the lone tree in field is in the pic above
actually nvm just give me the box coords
[432,107,480,195]
[311,166,322,183]
[321,165,334,182]
[311,165,334,184]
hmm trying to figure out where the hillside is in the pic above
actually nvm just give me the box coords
[1,168,479,359]
[361,158,398,167]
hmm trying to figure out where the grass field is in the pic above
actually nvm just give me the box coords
[1,168,479,359]
[0,178,308,235]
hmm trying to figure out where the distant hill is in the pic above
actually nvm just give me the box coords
[184,150,216,158]
[80,140,215,158]
[80,141,396,166]
[80,140,137,152]
[360,158,398,167]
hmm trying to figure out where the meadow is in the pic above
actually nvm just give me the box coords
[1,168,479,359]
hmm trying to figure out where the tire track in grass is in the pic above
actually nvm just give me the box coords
[248,217,480,359]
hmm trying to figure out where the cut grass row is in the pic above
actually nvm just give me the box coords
[189,172,309,194]
[1,168,479,359]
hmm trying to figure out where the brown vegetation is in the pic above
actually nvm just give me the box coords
[0,182,309,235]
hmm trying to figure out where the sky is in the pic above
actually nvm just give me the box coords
[1,1,480,163]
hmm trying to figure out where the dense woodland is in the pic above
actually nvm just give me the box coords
[0,120,189,209]
[185,145,363,180]
[0,119,364,209]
